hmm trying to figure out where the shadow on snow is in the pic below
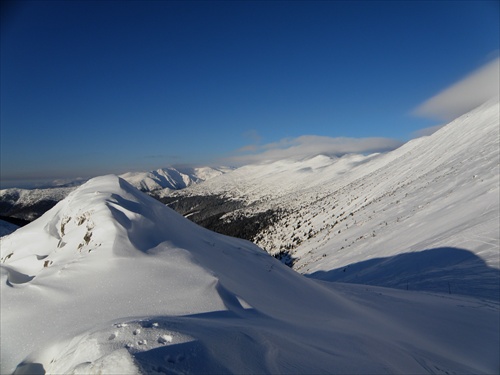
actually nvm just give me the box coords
[306,247,500,301]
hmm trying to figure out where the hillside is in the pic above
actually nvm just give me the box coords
[165,99,500,299]
[0,186,76,222]
[1,175,498,374]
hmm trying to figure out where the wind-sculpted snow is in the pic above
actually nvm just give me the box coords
[1,175,498,374]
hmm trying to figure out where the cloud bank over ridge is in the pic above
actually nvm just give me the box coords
[222,135,403,166]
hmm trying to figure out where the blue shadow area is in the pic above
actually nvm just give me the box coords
[134,340,232,374]
[307,247,500,300]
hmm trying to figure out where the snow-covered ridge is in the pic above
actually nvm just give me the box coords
[175,152,380,204]
[119,166,232,193]
[2,175,498,374]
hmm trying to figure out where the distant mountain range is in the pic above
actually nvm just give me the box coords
[0,166,232,223]
[120,166,233,193]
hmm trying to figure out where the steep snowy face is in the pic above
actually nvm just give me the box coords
[262,99,500,298]
[2,175,498,375]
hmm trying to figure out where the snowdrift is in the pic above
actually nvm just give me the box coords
[1,175,499,374]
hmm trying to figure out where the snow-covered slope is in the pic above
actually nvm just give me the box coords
[275,99,500,297]
[169,99,499,300]
[290,102,500,288]
[119,166,232,193]
[2,175,498,374]
[176,153,380,204]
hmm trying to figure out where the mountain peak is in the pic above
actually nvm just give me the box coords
[1,174,209,280]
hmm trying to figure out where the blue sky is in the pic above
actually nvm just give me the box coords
[1,1,499,188]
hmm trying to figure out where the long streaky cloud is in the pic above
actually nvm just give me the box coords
[223,135,403,166]
[413,57,500,121]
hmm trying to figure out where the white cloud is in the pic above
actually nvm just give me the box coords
[413,57,500,121]
[222,135,403,166]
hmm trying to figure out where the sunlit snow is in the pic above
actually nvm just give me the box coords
[1,172,498,374]
[1,100,499,374]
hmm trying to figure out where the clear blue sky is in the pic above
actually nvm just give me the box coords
[1,0,499,188]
